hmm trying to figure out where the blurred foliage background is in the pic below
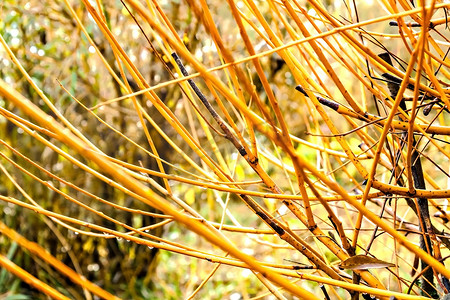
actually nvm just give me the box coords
[0,1,185,298]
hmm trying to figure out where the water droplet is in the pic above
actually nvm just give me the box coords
[116,237,122,241]
[74,231,79,235]
[87,263,100,272]
[144,230,150,233]
[148,246,154,250]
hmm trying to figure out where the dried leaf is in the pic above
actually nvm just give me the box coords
[338,255,395,270]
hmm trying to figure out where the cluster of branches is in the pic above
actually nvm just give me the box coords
[1,0,450,299]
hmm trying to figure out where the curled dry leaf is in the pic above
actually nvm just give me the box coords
[338,255,396,270]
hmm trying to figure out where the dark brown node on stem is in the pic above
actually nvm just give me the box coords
[295,85,339,111]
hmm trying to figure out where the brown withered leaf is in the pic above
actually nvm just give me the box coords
[338,255,395,270]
